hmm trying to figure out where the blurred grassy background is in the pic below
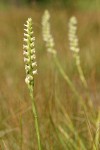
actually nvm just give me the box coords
[0,0,100,149]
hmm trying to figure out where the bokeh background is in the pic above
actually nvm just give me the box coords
[0,0,100,149]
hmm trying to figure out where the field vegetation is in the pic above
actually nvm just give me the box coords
[0,3,100,149]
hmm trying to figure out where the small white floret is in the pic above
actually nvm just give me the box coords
[32,62,37,67]
[24,33,29,37]
[24,24,28,27]
[24,29,28,32]
[30,42,35,47]
[31,55,36,60]
[25,77,30,84]
[33,70,37,75]
[25,65,31,71]
[31,49,35,54]
[23,38,28,42]
[24,58,30,63]
[23,51,28,56]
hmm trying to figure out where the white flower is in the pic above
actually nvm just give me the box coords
[33,70,37,75]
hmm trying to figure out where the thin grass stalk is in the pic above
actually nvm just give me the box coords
[58,125,78,150]
[53,55,81,100]
[49,113,70,150]
[83,110,96,150]
[57,101,86,150]
[93,109,100,150]
[19,114,23,150]
[53,54,90,113]
[2,140,9,150]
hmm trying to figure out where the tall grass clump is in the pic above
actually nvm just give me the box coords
[23,18,42,150]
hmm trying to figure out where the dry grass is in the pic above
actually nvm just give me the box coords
[0,6,100,149]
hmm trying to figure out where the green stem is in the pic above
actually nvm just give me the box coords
[53,55,88,110]
[75,55,93,108]
[75,55,88,89]
[29,86,42,150]
[53,55,80,100]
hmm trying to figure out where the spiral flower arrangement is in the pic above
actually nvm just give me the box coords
[42,10,56,55]
[68,16,87,88]
[23,18,37,88]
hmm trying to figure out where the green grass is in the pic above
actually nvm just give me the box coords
[0,6,100,150]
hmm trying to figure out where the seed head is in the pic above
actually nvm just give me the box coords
[23,18,37,87]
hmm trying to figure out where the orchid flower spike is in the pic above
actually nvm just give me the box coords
[23,18,37,87]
